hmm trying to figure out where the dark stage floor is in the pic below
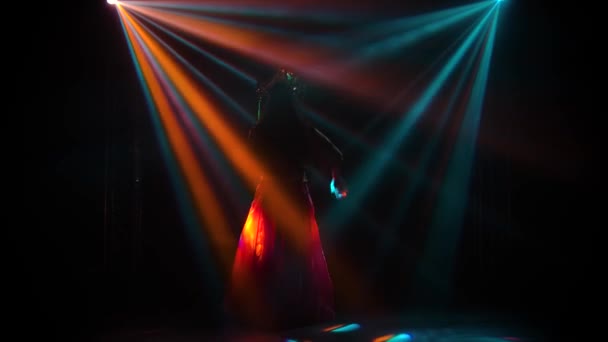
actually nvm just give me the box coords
[95,312,556,342]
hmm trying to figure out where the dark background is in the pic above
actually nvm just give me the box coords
[32,0,590,340]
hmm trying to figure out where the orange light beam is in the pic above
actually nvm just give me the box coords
[122,7,313,252]
[119,6,234,270]
[323,323,346,332]
[121,5,378,309]
[121,6,318,321]
[121,3,400,106]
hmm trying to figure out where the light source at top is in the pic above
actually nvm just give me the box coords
[107,0,118,5]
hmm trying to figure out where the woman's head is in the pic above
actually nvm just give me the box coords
[258,68,301,122]
[259,68,298,93]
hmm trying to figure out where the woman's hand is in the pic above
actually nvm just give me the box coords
[330,177,348,200]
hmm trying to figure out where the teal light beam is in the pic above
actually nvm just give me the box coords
[133,11,256,124]
[411,5,501,306]
[336,0,493,48]
[352,2,491,62]
[370,18,490,274]
[120,12,222,299]
[353,7,493,149]
[131,13,252,207]
[120,0,369,23]
[132,4,340,46]
[133,10,257,85]
[324,5,498,238]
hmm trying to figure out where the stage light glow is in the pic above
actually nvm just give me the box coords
[324,5,498,239]
[330,323,360,333]
[323,324,346,332]
[114,0,376,315]
[387,333,412,341]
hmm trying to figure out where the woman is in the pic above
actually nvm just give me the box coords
[226,69,347,331]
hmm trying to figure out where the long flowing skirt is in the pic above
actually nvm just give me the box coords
[226,180,335,330]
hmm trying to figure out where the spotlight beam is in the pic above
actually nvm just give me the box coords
[351,7,495,150]
[132,12,255,124]
[131,14,251,208]
[118,8,234,278]
[324,5,498,238]
[128,20,235,260]
[149,7,336,45]
[120,12,276,318]
[121,5,335,254]
[412,4,501,305]
[353,3,490,62]
[339,0,493,51]
[116,3,376,311]
[134,11,256,85]
[119,0,369,23]
[370,20,489,274]
[119,2,407,106]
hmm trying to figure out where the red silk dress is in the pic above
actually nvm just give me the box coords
[226,102,338,330]
[228,177,335,330]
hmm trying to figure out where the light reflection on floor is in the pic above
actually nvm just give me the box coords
[98,313,546,341]
[270,313,542,342]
